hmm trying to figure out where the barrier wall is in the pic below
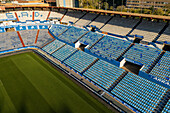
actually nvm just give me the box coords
[0,11,61,22]
[0,12,16,20]
[139,71,170,89]
[0,24,49,32]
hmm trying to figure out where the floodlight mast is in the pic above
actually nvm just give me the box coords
[113,0,114,10]
[121,0,123,12]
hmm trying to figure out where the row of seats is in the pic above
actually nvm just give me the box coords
[49,10,66,19]
[0,31,22,51]
[131,20,166,42]
[52,44,77,62]
[123,44,162,72]
[58,26,87,44]
[36,29,54,47]
[75,13,98,26]
[149,51,170,81]
[71,11,169,43]
[111,72,168,113]
[89,15,112,29]
[19,30,37,46]
[79,31,104,48]
[90,35,131,60]
[0,29,54,51]
[101,16,139,36]
[61,10,86,23]
[162,99,170,113]
[83,59,125,89]
[64,51,97,73]
[20,29,54,47]
[158,25,170,42]
[42,39,65,54]
[49,24,68,37]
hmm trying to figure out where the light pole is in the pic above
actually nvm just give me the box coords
[113,0,114,10]
[105,0,108,10]
[153,0,155,14]
[121,0,123,12]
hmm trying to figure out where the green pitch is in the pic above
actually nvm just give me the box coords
[0,52,113,113]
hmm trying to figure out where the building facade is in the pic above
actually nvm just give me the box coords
[56,0,79,7]
[126,0,170,9]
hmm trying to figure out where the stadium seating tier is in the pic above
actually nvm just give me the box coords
[90,35,131,60]
[52,44,77,61]
[64,51,97,73]
[123,43,162,72]
[131,20,166,42]
[49,24,68,37]
[36,29,54,47]
[58,26,87,44]
[112,72,168,113]
[149,51,170,81]
[79,31,104,48]
[101,16,139,36]
[83,59,125,89]
[42,39,65,54]
[162,99,170,113]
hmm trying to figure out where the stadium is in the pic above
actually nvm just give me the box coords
[0,5,169,113]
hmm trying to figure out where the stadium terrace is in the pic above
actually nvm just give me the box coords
[0,6,169,113]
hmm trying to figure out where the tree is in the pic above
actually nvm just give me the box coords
[116,5,125,11]
[134,9,141,13]
[104,2,109,10]
[153,8,164,15]
[143,9,152,14]
[109,6,114,10]
[79,0,107,9]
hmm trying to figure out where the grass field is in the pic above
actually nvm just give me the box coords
[0,52,113,113]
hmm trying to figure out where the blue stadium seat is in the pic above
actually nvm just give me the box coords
[83,59,125,89]
[90,35,131,60]
[58,26,87,44]
[112,72,167,113]
[49,24,68,37]
[0,31,23,51]
[52,45,78,61]
[42,39,65,54]
[20,30,37,46]
[64,51,97,73]
[162,99,170,113]
[36,30,54,47]
[149,51,170,81]
[78,31,104,48]
[123,44,161,72]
